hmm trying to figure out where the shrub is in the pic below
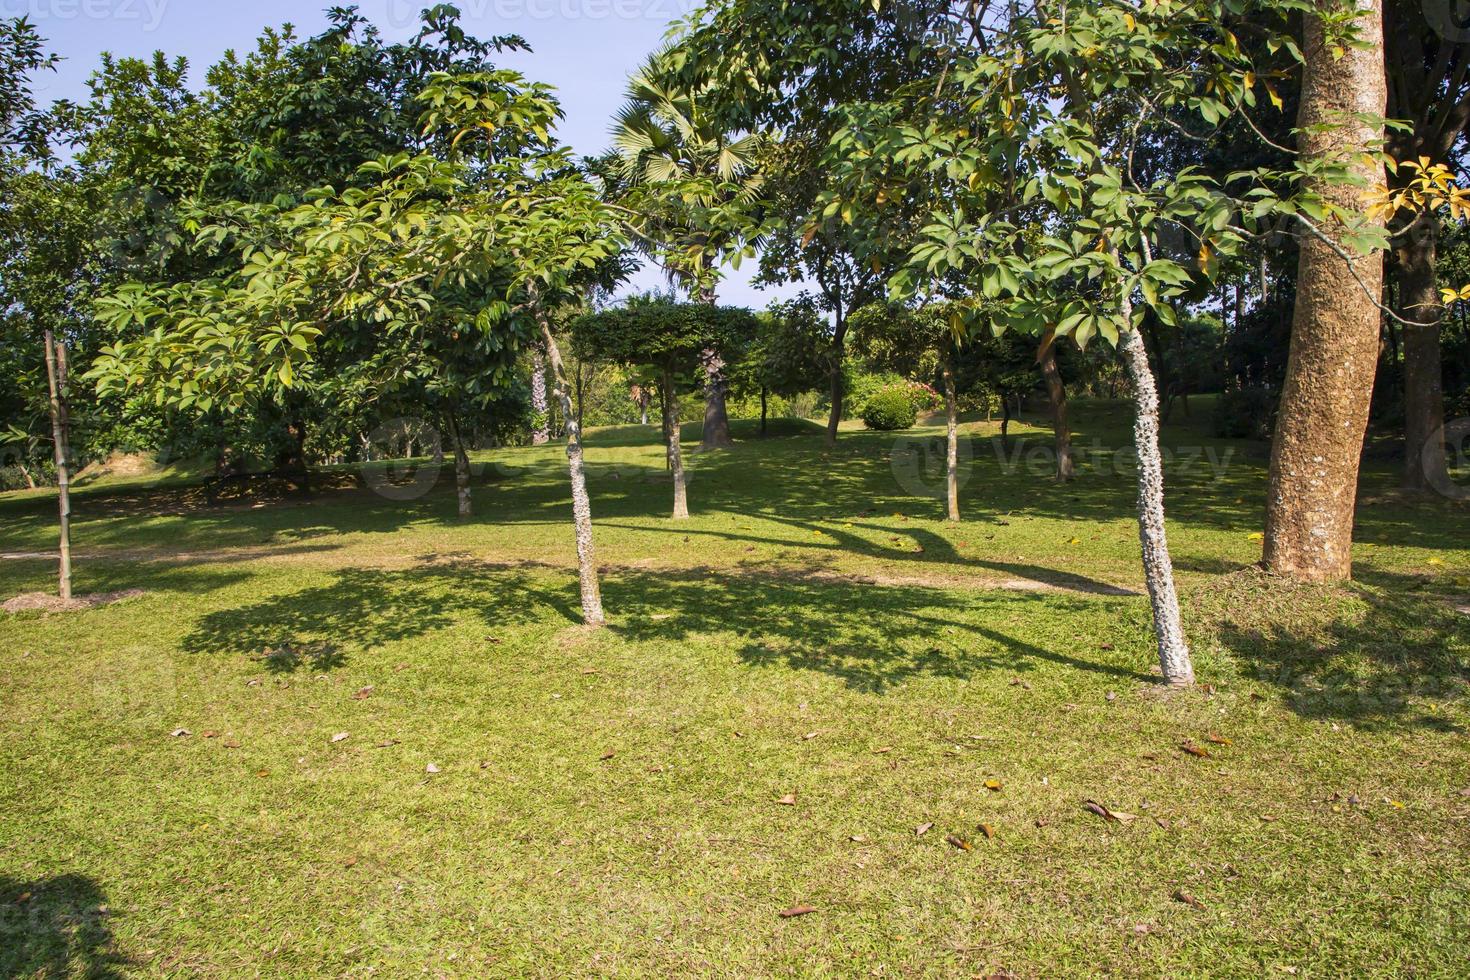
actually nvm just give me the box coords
[862,387,919,430]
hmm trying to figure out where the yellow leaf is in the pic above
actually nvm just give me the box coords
[1247,531,1264,542]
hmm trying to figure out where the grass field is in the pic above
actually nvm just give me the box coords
[2,402,1469,978]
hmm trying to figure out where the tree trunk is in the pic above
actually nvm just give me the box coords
[18,459,36,490]
[533,302,606,626]
[1119,324,1194,686]
[825,308,847,447]
[1395,211,1447,493]
[696,286,733,450]
[1000,395,1012,452]
[942,360,960,522]
[447,412,472,518]
[43,327,72,601]
[662,366,690,520]
[531,344,550,446]
[1038,331,1075,481]
[760,386,769,437]
[1264,0,1386,582]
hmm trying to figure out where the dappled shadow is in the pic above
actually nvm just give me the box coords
[179,558,579,670]
[603,564,1154,692]
[1212,568,1470,731]
[0,874,128,979]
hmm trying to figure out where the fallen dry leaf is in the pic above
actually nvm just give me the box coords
[169,728,191,738]
[599,751,616,761]
[849,834,867,843]
[201,731,219,739]
[1180,742,1210,759]
[946,834,973,852]
[1172,889,1206,910]
[351,686,374,700]
[373,739,399,749]
[872,746,892,754]
[985,779,1003,792]
[222,739,241,749]
[1206,733,1232,746]
[779,904,817,918]
[1034,817,1050,828]
[802,731,819,741]
[979,823,996,840]
[777,793,797,806]
[1083,800,1137,824]
[343,856,359,868]
[425,763,441,774]
[331,732,350,743]
[916,821,934,837]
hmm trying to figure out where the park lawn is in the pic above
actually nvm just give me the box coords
[2,404,1469,978]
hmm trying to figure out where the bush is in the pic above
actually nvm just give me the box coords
[1213,387,1276,440]
[862,387,919,431]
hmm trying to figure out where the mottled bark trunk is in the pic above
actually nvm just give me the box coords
[534,304,605,626]
[43,328,72,601]
[531,344,550,446]
[1264,0,1386,582]
[447,412,472,518]
[1395,213,1447,493]
[825,314,847,448]
[942,360,960,522]
[696,287,733,450]
[662,366,690,520]
[1038,332,1075,481]
[1119,324,1194,686]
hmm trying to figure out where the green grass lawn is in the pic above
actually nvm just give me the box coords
[2,403,1469,977]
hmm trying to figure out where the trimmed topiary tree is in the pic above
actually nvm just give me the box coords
[861,386,918,431]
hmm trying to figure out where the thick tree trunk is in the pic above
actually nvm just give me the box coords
[531,345,550,446]
[447,412,472,518]
[1038,332,1075,481]
[43,328,72,601]
[1264,0,1386,582]
[534,304,606,626]
[825,311,847,447]
[662,366,690,519]
[1395,212,1447,493]
[942,361,961,521]
[1119,324,1194,686]
[696,287,733,450]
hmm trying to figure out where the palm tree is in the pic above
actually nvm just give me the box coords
[608,51,765,449]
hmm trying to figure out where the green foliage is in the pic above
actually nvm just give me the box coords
[860,385,919,431]
[570,296,758,380]
[1213,387,1277,440]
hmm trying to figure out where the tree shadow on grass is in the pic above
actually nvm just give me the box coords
[0,874,129,979]
[178,558,579,671]
[603,564,1155,692]
[1210,569,1470,731]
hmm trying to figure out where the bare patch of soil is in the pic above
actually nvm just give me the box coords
[2,588,145,614]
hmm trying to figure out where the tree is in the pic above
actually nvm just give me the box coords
[850,301,972,520]
[607,49,766,450]
[1383,0,1470,492]
[91,71,625,624]
[733,294,832,435]
[571,296,757,518]
[1264,0,1387,581]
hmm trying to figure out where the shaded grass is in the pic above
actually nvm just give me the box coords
[1,405,1469,977]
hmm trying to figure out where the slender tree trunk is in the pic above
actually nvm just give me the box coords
[1119,323,1194,686]
[760,386,769,437]
[1038,332,1075,481]
[1264,0,1386,582]
[1000,395,1012,452]
[18,459,36,490]
[43,328,72,601]
[531,344,550,446]
[447,412,472,518]
[825,308,847,447]
[943,360,960,522]
[1395,211,1447,493]
[533,302,605,626]
[662,366,690,519]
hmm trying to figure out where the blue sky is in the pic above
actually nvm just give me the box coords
[7,0,801,306]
